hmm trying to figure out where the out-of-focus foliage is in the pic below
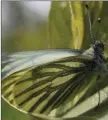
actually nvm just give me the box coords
[2,99,30,120]
[47,2,72,48]
[44,1,103,50]
[2,1,108,120]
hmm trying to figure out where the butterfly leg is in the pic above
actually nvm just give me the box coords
[95,75,101,108]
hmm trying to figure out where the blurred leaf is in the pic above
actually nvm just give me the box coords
[82,1,103,49]
[69,1,84,49]
[2,98,30,120]
[48,1,72,48]
[3,24,49,53]
[48,1,103,50]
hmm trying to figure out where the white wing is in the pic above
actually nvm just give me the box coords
[2,49,83,79]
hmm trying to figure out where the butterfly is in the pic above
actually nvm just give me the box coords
[1,4,108,116]
[2,42,108,115]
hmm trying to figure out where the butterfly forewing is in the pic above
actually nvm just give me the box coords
[2,55,99,115]
[1,67,33,106]
[1,50,81,106]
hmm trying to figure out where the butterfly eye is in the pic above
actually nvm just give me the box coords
[100,41,104,50]
[94,41,104,53]
[97,42,104,52]
[101,43,104,51]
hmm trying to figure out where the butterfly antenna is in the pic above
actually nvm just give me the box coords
[85,4,95,44]
[95,18,101,42]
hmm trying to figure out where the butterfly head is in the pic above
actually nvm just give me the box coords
[94,41,104,53]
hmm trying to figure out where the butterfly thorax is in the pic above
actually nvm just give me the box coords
[94,41,104,60]
[83,41,107,72]
[93,41,107,72]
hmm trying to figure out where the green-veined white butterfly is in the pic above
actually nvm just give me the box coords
[1,4,108,117]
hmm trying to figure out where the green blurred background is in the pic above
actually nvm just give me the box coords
[2,1,108,120]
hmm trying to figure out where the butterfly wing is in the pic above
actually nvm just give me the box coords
[2,49,83,79]
[2,49,82,109]
[2,55,99,115]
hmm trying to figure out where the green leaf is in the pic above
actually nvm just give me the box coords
[48,2,72,48]
[2,98,30,120]
[69,1,84,49]
[48,1,103,49]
